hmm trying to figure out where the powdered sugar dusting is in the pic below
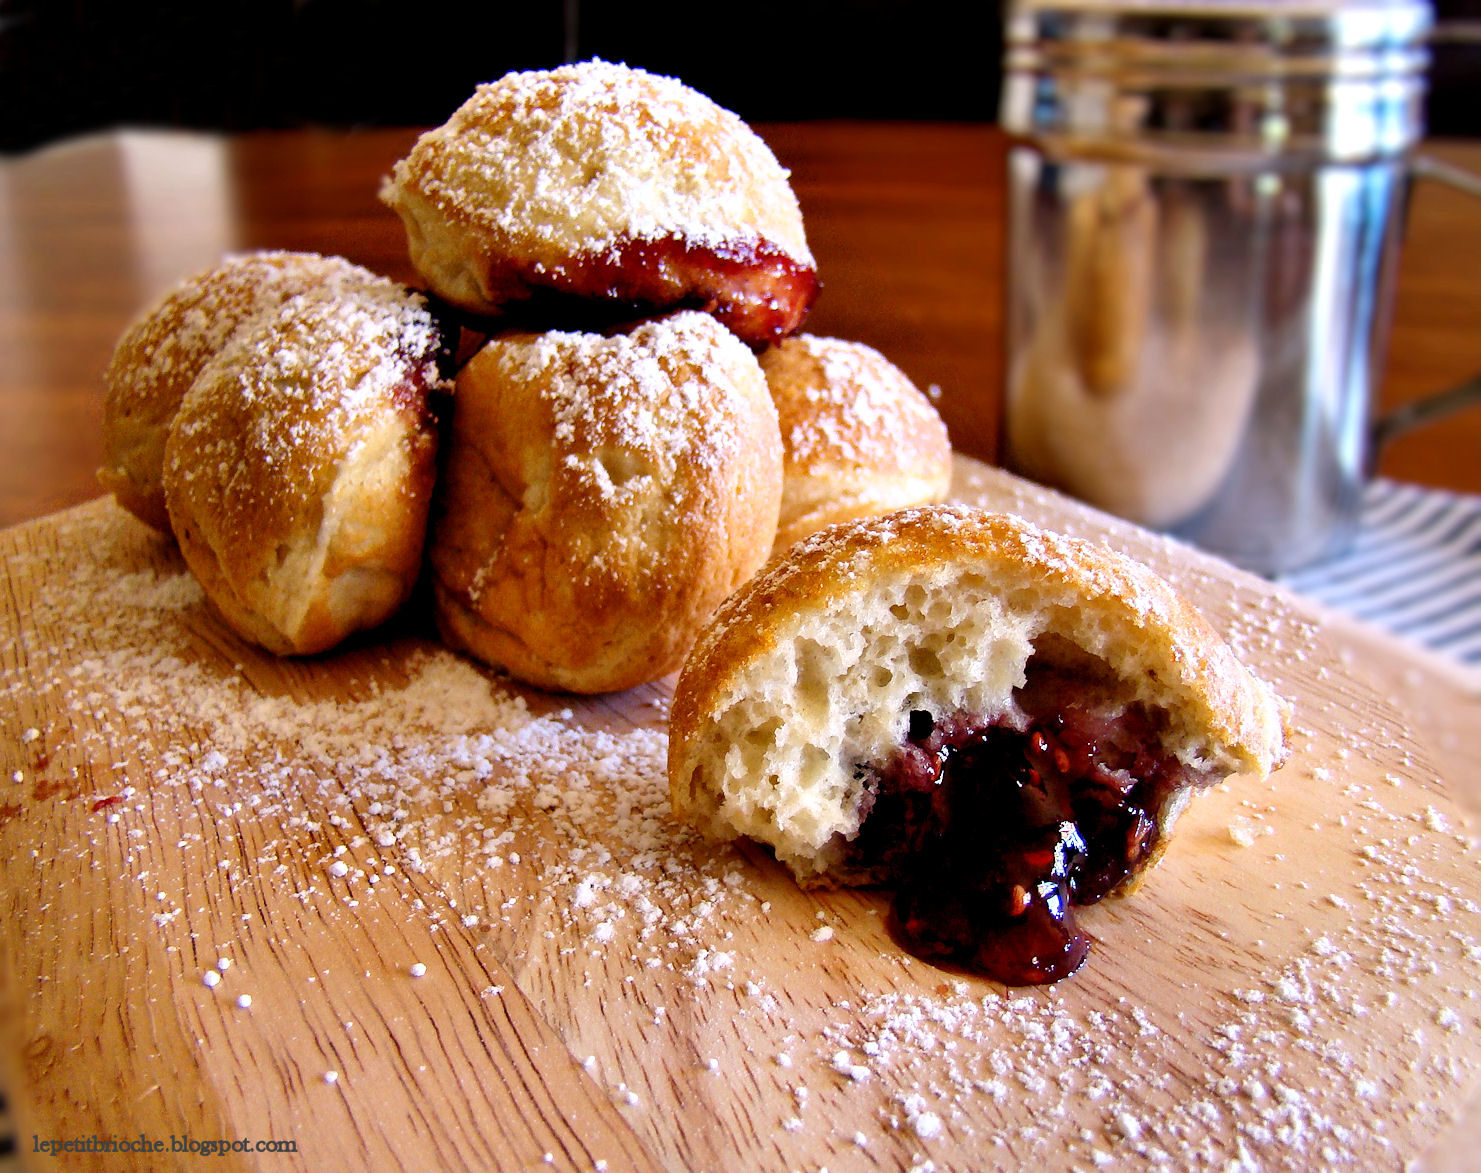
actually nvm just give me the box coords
[4,473,1480,1169]
[430,308,779,693]
[166,279,443,517]
[98,250,402,529]
[763,334,947,472]
[105,251,391,407]
[524,311,753,490]
[387,59,811,266]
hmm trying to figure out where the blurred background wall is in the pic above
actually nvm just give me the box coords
[0,0,1476,153]
[0,0,1001,152]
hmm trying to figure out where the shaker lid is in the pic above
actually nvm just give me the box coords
[1004,0,1432,30]
[1006,0,1428,12]
[1002,0,1434,163]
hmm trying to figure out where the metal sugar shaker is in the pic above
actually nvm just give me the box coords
[999,0,1437,574]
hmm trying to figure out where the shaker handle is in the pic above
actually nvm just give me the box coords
[1411,152,1481,200]
[1372,373,1481,450]
[1370,152,1481,457]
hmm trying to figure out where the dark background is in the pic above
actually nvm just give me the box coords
[0,0,1477,153]
[0,0,1003,153]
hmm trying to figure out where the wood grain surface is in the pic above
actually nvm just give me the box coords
[2,458,1478,1172]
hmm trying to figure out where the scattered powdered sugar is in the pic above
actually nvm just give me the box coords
[4,499,1480,1171]
[1228,814,1275,847]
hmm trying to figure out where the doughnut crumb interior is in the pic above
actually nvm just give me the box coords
[668,505,1289,984]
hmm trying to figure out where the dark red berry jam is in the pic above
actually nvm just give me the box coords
[846,670,1197,985]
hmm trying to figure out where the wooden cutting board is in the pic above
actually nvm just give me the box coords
[3,457,1479,1172]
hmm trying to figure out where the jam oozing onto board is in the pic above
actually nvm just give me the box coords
[848,674,1194,985]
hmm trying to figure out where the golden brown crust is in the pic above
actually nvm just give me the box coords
[760,335,952,553]
[381,61,817,346]
[668,504,1289,885]
[162,283,445,656]
[427,310,783,694]
[99,251,392,532]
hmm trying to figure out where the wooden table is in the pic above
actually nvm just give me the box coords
[2,122,1481,1172]
[3,123,1481,529]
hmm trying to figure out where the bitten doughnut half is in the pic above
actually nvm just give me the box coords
[162,281,447,656]
[760,335,952,554]
[428,310,782,694]
[99,250,391,532]
[380,60,818,347]
[668,505,1288,984]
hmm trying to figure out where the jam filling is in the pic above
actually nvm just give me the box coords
[492,237,820,347]
[847,671,1193,985]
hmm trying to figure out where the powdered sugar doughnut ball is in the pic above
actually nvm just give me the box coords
[380,60,818,347]
[163,280,448,656]
[99,251,394,532]
[760,335,953,554]
[428,310,783,694]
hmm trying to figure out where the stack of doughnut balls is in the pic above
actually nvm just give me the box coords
[97,60,953,692]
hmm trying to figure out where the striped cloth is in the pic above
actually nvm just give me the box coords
[1278,478,1481,668]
